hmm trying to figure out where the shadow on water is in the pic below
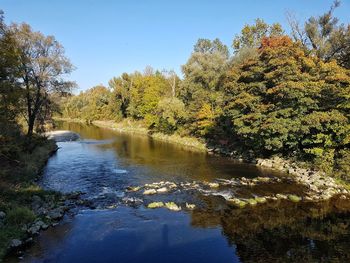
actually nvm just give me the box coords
[7,121,350,263]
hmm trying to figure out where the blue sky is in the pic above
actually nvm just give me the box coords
[1,0,350,92]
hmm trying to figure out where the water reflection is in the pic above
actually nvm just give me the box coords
[12,122,350,263]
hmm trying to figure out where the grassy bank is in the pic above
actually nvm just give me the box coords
[56,118,207,152]
[0,136,59,260]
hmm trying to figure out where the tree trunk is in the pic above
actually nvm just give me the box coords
[27,115,35,137]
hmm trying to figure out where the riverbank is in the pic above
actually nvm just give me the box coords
[55,118,207,152]
[55,118,350,201]
[0,136,62,260]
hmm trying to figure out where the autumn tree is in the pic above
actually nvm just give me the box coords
[11,23,75,136]
[224,36,350,174]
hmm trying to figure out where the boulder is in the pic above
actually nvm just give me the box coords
[147,202,164,209]
[165,202,181,211]
[288,194,302,202]
[156,187,168,193]
[228,198,247,208]
[9,239,22,249]
[143,189,157,195]
[247,199,258,206]
[47,208,64,220]
[255,197,267,203]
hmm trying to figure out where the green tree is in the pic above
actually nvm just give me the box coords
[181,38,229,135]
[108,73,131,118]
[11,23,75,136]
[288,0,350,68]
[155,97,187,134]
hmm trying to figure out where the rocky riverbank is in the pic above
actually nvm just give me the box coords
[208,145,350,201]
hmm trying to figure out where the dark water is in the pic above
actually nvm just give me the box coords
[13,122,350,263]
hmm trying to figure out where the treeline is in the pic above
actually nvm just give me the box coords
[61,2,350,179]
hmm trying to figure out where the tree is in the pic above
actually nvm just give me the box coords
[224,35,350,172]
[180,38,229,134]
[155,97,187,134]
[287,0,350,68]
[232,18,283,52]
[11,23,75,136]
[0,11,23,162]
[109,73,131,118]
[0,12,21,135]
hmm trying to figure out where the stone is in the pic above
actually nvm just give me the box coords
[35,220,49,230]
[208,182,219,188]
[27,224,40,235]
[165,202,181,211]
[156,187,168,193]
[247,199,258,206]
[288,194,302,202]
[143,189,157,195]
[126,186,141,192]
[147,202,164,209]
[255,197,267,203]
[276,194,288,200]
[47,208,63,220]
[9,239,22,249]
[228,199,247,208]
[0,211,6,219]
[185,203,196,210]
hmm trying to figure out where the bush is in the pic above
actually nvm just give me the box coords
[6,207,35,226]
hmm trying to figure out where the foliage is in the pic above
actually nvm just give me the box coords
[232,18,283,52]
[155,97,187,134]
[288,0,350,69]
[10,23,75,136]
[59,3,350,180]
[224,35,350,174]
[6,207,35,226]
[62,85,120,121]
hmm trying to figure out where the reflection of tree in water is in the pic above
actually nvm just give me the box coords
[191,195,350,262]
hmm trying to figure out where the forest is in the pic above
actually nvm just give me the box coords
[60,2,350,181]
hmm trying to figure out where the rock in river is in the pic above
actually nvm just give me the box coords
[147,202,164,209]
[165,202,181,211]
[143,189,157,195]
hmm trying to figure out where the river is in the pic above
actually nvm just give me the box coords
[12,122,350,262]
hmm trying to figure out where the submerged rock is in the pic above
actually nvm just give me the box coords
[165,202,181,211]
[126,186,140,192]
[147,202,164,209]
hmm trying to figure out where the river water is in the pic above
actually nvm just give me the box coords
[13,122,350,262]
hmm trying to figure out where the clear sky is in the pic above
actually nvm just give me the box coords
[1,0,350,92]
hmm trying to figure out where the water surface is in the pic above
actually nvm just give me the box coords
[12,122,350,263]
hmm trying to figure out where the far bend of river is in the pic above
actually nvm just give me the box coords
[13,122,350,262]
